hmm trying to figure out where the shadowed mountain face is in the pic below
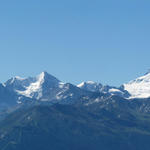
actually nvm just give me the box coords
[0,104,150,150]
[0,84,18,110]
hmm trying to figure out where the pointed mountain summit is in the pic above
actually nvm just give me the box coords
[15,72,62,100]
[37,71,60,85]
[2,72,93,104]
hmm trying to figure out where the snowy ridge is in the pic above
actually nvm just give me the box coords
[77,81,124,96]
[124,72,150,99]
[108,88,123,94]
[3,70,150,103]
[13,72,63,100]
[17,72,45,99]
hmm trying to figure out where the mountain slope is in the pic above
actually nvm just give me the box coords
[0,83,18,111]
[5,72,61,100]
[1,71,150,150]
[123,72,150,99]
[0,104,150,150]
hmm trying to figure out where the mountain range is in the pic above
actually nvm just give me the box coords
[1,71,150,150]
[0,71,150,108]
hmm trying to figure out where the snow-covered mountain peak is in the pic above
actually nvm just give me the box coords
[16,72,62,99]
[4,75,36,92]
[77,81,129,98]
[37,71,60,85]
[17,73,44,99]
[37,71,45,79]
[4,70,150,103]
[36,72,46,84]
[123,72,150,99]
[38,71,50,79]
[77,81,103,92]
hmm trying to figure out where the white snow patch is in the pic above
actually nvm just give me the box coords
[86,81,96,84]
[109,88,122,93]
[17,101,22,104]
[77,82,85,88]
[59,82,65,88]
[124,72,150,99]
[77,81,96,88]
[95,98,100,102]
[17,72,45,99]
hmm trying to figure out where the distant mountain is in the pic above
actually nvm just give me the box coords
[123,71,150,99]
[4,72,61,100]
[1,70,150,113]
[77,71,150,99]
[2,72,94,107]
[1,71,150,150]
[77,81,129,98]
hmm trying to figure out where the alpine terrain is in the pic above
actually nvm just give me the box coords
[1,71,150,150]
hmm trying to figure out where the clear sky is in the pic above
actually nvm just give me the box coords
[0,0,150,86]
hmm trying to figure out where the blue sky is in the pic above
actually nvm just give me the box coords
[0,0,150,86]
